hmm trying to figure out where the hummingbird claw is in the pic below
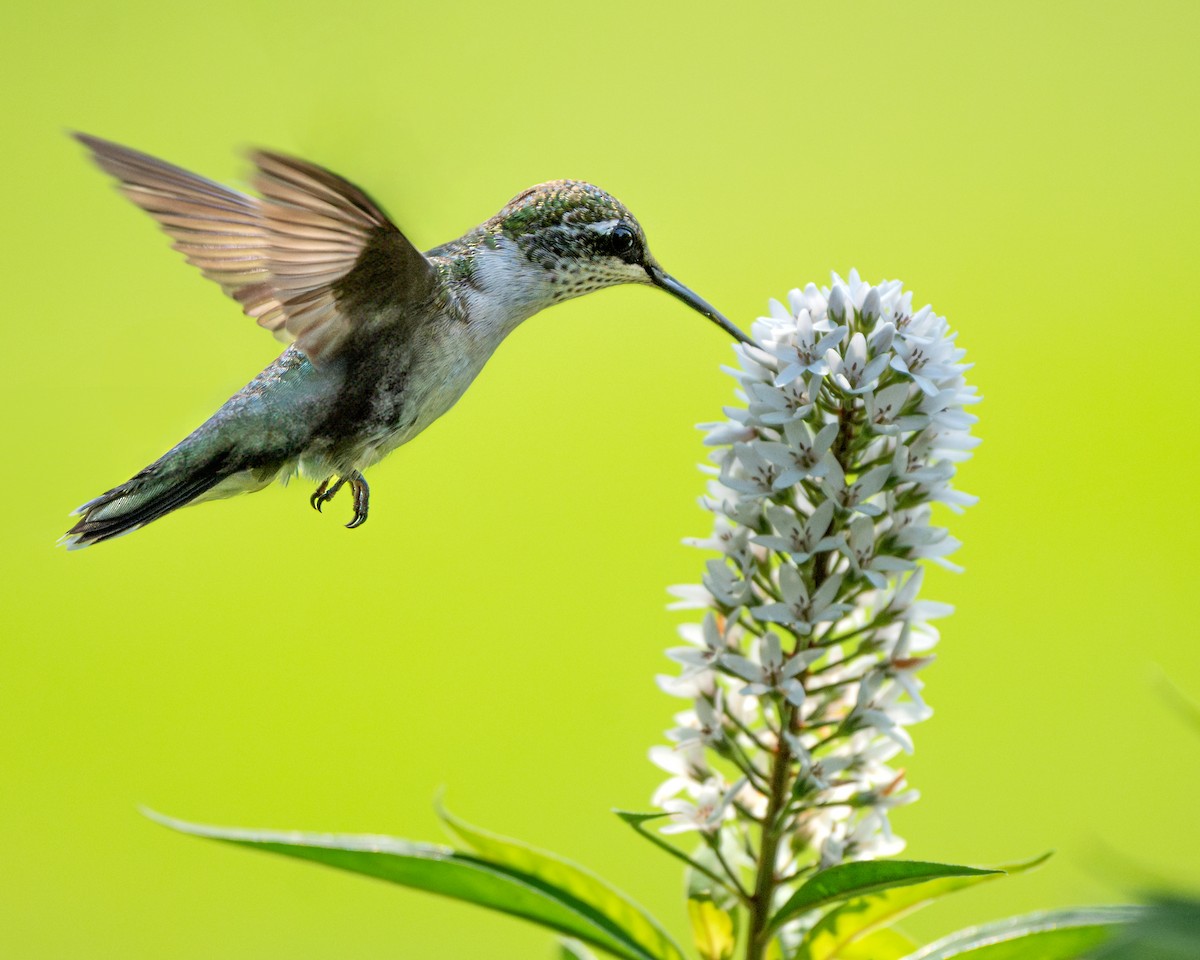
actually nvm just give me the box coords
[309,475,352,515]
[310,478,332,512]
[309,473,368,528]
[345,473,370,529]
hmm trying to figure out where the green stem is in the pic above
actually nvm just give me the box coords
[742,395,860,960]
[705,833,753,903]
[724,735,773,794]
[744,700,796,960]
[725,705,773,754]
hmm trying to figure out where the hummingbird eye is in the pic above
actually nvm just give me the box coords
[607,224,637,260]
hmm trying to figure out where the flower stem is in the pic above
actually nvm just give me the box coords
[705,834,754,903]
[743,480,846,958]
[745,702,796,960]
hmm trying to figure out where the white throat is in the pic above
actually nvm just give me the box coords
[462,239,558,345]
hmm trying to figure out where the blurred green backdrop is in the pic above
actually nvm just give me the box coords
[2,1,1198,957]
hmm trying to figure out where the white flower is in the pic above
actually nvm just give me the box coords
[700,419,755,446]
[843,515,915,589]
[831,268,873,312]
[774,310,847,386]
[827,332,891,395]
[754,500,840,563]
[914,477,979,515]
[734,779,769,820]
[655,671,715,700]
[701,557,755,608]
[721,442,782,497]
[884,566,953,622]
[893,522,962,564]
[669,691,726,748]
[667,611,741,678]
[820,459,892,516]
[885,623,934,710]
[891,445,955,485]
[666,582,713,611]
[819,831,846,869]
[683,516,751,557]
[845,807,905,860]
[914,426,981,464]
[920,387,979,433]
[698,479,764,528]
[787,282,827,319]
[649,742,709,805]
[721,633,813,706]
[843,672,929,754]
[890,335,945,396]
[756,422,839,488]
[752,566,851,635]
[864,382,928,434]
[724,684,761,731]
[661,778,743,834]
[747,376,819,426]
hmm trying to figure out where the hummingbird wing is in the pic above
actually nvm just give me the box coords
[73,133,438,366]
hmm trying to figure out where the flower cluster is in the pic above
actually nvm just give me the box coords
[654,271,978,912]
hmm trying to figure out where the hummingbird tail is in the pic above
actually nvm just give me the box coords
[60,451,236,549]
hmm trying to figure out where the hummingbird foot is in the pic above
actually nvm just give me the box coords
[309,472,370,528]
[309,476,345,512]
[345,473,369,530]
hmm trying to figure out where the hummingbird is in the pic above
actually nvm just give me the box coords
[62,134,751,548]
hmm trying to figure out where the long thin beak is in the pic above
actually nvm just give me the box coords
[648,266,754,345]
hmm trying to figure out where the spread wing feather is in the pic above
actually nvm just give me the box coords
[74,133,438,365]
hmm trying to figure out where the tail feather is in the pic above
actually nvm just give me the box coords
[61,452,232,549]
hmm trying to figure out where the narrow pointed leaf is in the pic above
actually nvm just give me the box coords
[901,905,1140,959]
[147,810,664,960]
[771,859,1003,932]
[561,938,601,960]
[439,804,685,960]
[795,854,1051,960]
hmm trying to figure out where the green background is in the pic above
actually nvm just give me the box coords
[2,1,1197,957]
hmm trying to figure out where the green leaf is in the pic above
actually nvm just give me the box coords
[772,860,1005,933]
[795,854,1051,960]
[1091,895,1200,959]
[837,926,920,959]
[901,905,1141,959]
[146,810,671,960]
[688,898,737,960]
[560,939,601,960]
[438,803,686,960]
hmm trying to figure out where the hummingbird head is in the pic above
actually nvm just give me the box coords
[485,180,751,344]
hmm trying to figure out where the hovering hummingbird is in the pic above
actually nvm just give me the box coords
[62,134,751,548]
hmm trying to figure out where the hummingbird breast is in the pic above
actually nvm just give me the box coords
[295,300,492,479]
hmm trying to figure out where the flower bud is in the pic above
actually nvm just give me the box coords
[860,287,882,322]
